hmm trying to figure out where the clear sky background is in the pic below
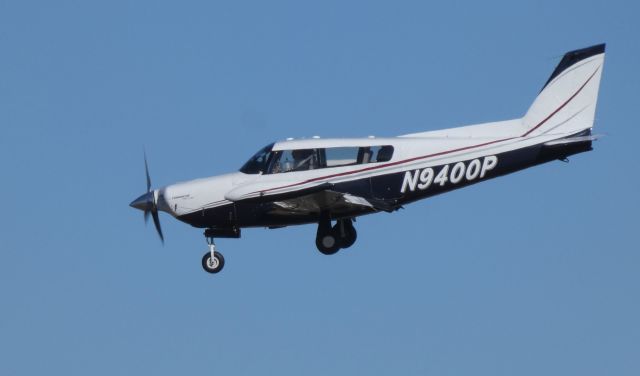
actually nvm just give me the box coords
[1,1,638,375]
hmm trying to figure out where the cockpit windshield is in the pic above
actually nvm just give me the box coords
[239,143,274,174]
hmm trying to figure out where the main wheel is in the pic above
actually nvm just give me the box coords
[316,230,340,255]
[202,251,225,273]
[333,220,357,249]
[339,225,357,249]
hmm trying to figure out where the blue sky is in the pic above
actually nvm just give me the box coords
[1,1,638,375]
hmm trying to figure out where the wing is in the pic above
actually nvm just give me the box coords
[267,189,400,216]
[225,180,401,217]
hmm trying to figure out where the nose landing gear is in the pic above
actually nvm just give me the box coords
[202,237,225,274]
[200,227,240,274]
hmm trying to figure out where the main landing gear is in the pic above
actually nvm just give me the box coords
[316,218,357,255]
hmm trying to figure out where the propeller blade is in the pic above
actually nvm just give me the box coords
[144,151,151,193]
[151,209,164,243]
[133,151,165,243]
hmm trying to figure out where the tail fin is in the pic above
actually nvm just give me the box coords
[522,44,605,137]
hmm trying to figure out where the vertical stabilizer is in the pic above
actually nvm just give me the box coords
[522,44,605,137]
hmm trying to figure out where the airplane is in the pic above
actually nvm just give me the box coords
[130,43,605,274]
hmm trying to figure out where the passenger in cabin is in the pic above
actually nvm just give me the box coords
[377,145,394,162]
[359,147,372,164]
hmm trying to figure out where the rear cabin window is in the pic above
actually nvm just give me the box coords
[325,147,359,167]
[364,145,394,163]
[265,145,394,174]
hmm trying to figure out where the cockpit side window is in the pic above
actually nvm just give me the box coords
[269,149,320,174]
[239,143,274,174]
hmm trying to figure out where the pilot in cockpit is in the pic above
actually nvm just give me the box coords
[292,149,316,171]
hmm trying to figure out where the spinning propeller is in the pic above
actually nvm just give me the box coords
[130,152,164,243]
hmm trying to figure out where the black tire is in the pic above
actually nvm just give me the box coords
[333,220,357,249]
[202,251,225,273]
[316,231,340,255]
[340,225,357,249]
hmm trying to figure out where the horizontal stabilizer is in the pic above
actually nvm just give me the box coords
[544,134,603,146]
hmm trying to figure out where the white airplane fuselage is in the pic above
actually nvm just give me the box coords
[156,124,594,229]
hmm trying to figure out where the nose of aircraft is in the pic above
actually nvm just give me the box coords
[130,191,153,211]
[130,189,165,242]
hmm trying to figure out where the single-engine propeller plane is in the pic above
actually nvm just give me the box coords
[130,44,606,274]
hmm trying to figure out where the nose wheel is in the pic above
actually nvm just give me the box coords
[202,237,225,273]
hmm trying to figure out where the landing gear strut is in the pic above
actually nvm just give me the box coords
[202,237,225,273]
[316,217,357,255]
[200,227,240,274]
[334,218,357,249]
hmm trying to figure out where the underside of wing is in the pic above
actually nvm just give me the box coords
[267,189,401,217]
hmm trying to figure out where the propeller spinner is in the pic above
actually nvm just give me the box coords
[130,153,164,243]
